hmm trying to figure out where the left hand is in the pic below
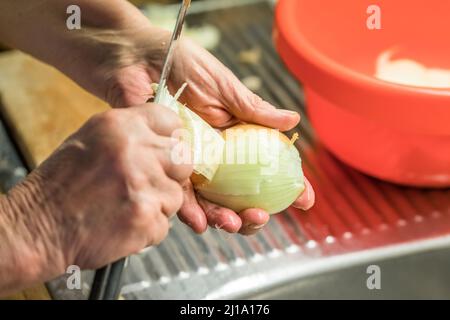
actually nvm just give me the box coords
[55,3,315,235]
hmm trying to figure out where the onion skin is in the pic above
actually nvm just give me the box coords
[192,124,305,214]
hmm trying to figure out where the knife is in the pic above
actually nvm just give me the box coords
[154,0,191,103]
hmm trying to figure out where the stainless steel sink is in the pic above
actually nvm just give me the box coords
[242,239,450,299]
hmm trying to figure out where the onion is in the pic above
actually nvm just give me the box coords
[154,83,305,214]
[152,83,225,180]
[192,124,305,214]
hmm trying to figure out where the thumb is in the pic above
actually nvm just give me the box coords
[225,81,300,131]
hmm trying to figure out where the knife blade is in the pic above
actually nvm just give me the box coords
[154,0,191,103]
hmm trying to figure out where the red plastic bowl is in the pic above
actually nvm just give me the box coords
[274,0,450,187]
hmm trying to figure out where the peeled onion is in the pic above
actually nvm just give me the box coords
[192,124,305,214]
[154,83,305,214]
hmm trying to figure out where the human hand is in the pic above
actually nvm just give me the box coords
[7,103,192,271]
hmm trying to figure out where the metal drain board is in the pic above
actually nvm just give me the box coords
[1,1,446,299]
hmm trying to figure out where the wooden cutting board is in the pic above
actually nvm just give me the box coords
[0,51,109,168]
[0,51,111,299]
[2,284,51,300]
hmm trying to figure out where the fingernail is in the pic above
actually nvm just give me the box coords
[294,187,313,211]
[280,109,298,116]
[248,223,266,230]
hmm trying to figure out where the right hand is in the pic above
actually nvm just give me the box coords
[9,103,192,271]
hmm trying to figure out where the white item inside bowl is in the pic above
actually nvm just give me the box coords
[375,49,450,88]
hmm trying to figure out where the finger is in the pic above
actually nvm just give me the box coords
[224,79,300,131]
[177,181,208,233]
[238,209,270,235]
[193,105,239,129]
[147,212,170,246]
[135,103,183,136]
[196,196,242,233]
[155,137,193,183]
[153,176,184,218]
[291,177,315,211]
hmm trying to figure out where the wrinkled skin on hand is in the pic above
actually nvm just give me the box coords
[29,104,192,269]
[57,4,315,235]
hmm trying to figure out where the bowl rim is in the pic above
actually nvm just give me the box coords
[275,0,450,96]
[274,0,450,135]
